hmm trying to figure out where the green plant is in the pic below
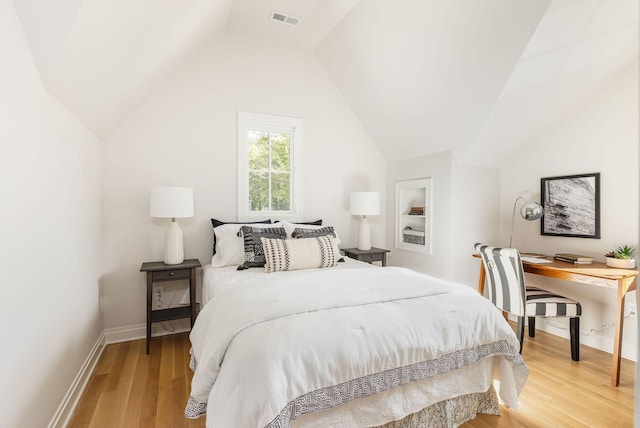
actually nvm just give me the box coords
[605,244,636,260]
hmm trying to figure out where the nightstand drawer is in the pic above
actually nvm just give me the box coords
[359,253,383,263]
[152,269,191,281]
[342,248,389,266]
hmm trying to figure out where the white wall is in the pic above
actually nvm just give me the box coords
[386,151,453,278]
[101,31,385,334]
[0,2,103,426]
[498,61,639,360]
[386,60,638,362]
[385,150,500,286]
[450,159,501,286]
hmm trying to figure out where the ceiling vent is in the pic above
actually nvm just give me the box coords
[270,11,302,27]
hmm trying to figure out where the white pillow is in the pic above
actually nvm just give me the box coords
[262,236,339,272]
[211,222,281,267]
[280,220,320,237]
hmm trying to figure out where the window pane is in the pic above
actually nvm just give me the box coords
[270,133,290,171]
[238,111,302,222]
[271,173,290,211]
[248,131,269,170]
[249,172,269,212]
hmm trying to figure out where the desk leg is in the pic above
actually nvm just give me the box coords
[477,263,486,295]
[611,282,624,386]
[611,277,636,386]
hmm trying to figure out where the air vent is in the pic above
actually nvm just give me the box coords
[270,11,302,27]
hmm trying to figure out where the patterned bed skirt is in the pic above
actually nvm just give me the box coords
[377,386,500,428]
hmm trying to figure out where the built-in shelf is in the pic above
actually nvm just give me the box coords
[395,178,432,254]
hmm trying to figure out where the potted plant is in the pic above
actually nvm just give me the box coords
[605,244,636,269]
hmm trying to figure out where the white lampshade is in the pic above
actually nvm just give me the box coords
[350,192,381,216]
[150,187,194,218]
[150,187,194,265]
[350,192,380,251]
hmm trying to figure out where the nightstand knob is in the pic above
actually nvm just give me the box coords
[169,271,175,276]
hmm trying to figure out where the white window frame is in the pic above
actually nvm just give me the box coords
[237,111,303,222]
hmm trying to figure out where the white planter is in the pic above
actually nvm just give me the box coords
[605,257,636,269]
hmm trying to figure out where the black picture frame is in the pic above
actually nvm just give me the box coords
[540,173,600,239]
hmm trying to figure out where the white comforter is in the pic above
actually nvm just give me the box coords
[186,265,527,427]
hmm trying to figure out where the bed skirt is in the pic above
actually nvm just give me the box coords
[377,386,500,428]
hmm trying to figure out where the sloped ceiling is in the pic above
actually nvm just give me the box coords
[316,0,552,164]
[458,0,639,165]
[13,0,235,138]
[317,0,638,165]
[12,0,639,166]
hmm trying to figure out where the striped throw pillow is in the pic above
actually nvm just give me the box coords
[261,236,339,272]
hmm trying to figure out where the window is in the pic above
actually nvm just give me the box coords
[237,112,303,221]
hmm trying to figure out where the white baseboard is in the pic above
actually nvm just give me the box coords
[104,322,191,344]
[48,323,192,428]
[507,315,638,362]
[538,321,638,362]
[48,331,106,428]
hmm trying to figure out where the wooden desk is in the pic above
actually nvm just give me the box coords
[474,255,638,386]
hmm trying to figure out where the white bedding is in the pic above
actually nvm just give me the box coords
[188,261,528,427]
[201,257,376,305]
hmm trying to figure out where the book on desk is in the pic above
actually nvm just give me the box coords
[554,253,594,264]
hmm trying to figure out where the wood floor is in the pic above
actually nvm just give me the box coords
[68,329,635,428]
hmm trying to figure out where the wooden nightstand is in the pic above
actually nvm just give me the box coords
[140,258,201,354]
[342,247,390,266]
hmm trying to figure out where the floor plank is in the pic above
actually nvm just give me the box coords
[463,327,635,428]
[68,328,634,427]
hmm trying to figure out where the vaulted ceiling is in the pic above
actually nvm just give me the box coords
[13,0,638,167]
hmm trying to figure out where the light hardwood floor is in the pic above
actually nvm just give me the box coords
[68,328,635,427]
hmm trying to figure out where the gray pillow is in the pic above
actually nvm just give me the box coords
[291,226,336,239]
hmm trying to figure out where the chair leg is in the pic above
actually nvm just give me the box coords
[570,317,580,361]
[528,317,536,337]
[516,316,525,354]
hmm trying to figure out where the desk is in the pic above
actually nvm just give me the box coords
[474,255,637,386]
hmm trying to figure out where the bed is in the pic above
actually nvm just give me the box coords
[184,220,528,427]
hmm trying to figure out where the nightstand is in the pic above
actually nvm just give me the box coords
[140,258,201,354]
[342,247,390,267]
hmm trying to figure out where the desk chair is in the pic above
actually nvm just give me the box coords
[474,243,582,361]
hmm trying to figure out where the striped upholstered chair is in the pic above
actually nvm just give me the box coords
[474,243,582,361]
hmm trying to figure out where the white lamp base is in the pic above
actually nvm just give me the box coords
[357,216,372,251]
[164,219,184,265]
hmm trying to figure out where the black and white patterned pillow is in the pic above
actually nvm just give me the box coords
[291,226,336,239]
[238,226,286,270]
[262,236,339,272]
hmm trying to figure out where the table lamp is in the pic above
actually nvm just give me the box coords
[150,187,194,264]
[510,196,543,247]
[350,192,380,251]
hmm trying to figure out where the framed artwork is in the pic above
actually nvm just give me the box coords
[540,173,600,238]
